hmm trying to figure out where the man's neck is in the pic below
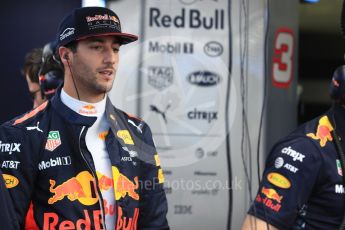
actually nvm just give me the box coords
[62,84,105,103]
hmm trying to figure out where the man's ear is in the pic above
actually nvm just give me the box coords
[58,47,71,65]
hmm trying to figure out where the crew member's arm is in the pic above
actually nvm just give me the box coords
[0,169,19,229]
[0,121,40,227]
[242,214,278,230]
[244,137,322,229]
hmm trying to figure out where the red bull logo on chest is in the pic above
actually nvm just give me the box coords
[48,171,111,206]
[112,166,139,201]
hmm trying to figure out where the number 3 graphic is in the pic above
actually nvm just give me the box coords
[272,28,294,88]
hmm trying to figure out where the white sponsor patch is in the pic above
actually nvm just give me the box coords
[274,157,298,173]
[38,156,71,171]
[26,122,43,132]
[281,146,305,162]
[1,161,20,169]
[128,119,143,134]
[274,157,284,168]
[60,28,75,41]
[122,146,138,158]
[335,184,345,194]
[121,156,133,162]
[284,163,298,173]
[0,141,21,155]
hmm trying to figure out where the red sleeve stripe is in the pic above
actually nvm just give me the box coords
[13,101,48,125]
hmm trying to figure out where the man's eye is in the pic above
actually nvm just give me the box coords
[92,45,102,50]
[113,47,120,53]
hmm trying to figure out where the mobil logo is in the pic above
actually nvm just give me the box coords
[187,71,221,87]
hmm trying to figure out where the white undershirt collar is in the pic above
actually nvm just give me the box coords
[60,89,106,118]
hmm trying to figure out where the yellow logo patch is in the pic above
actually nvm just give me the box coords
[158,169,164,184]
[154,154,161,166]
[267,172,291,189]
[3,174,19,188]
[117,130,134,145]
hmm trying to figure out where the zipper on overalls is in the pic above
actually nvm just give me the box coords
[79,126,107,229]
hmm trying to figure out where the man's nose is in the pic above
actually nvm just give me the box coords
[103,48,117,64]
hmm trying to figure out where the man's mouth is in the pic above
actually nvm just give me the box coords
[98,69,114,79]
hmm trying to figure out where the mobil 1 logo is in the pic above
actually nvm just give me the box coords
[148,41,194,54]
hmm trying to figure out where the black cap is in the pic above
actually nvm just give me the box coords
[56,7,138,48]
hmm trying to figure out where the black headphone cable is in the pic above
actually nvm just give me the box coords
[66,59,81,101]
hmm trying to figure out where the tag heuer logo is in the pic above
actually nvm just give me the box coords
[148,66,173,90]
[45,131,61,151]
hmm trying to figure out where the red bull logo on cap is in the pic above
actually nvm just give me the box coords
[307,116,333,147]
[112,166,139,201]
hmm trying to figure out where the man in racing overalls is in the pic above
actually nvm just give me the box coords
[0,6,169,230]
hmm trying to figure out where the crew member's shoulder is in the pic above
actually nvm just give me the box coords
[300,114,334,149]
[271,114,333,159]
[2,101,50,131]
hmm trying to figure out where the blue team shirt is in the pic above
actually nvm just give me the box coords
[249,105,345,229]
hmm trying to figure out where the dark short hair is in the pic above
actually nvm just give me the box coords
[65,41,78,53]
[22,48,43,83]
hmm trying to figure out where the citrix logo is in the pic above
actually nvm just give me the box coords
[281,146,305,162]
[187,109,218,123]
[0,141,21,155]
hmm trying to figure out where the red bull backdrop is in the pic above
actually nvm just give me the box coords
[108,0,298,229]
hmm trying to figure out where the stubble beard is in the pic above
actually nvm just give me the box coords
[73,60,115,96]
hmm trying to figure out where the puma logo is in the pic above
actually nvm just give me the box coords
[150,102,171,124]
[26,122,43,133]
[127,119,144,134]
